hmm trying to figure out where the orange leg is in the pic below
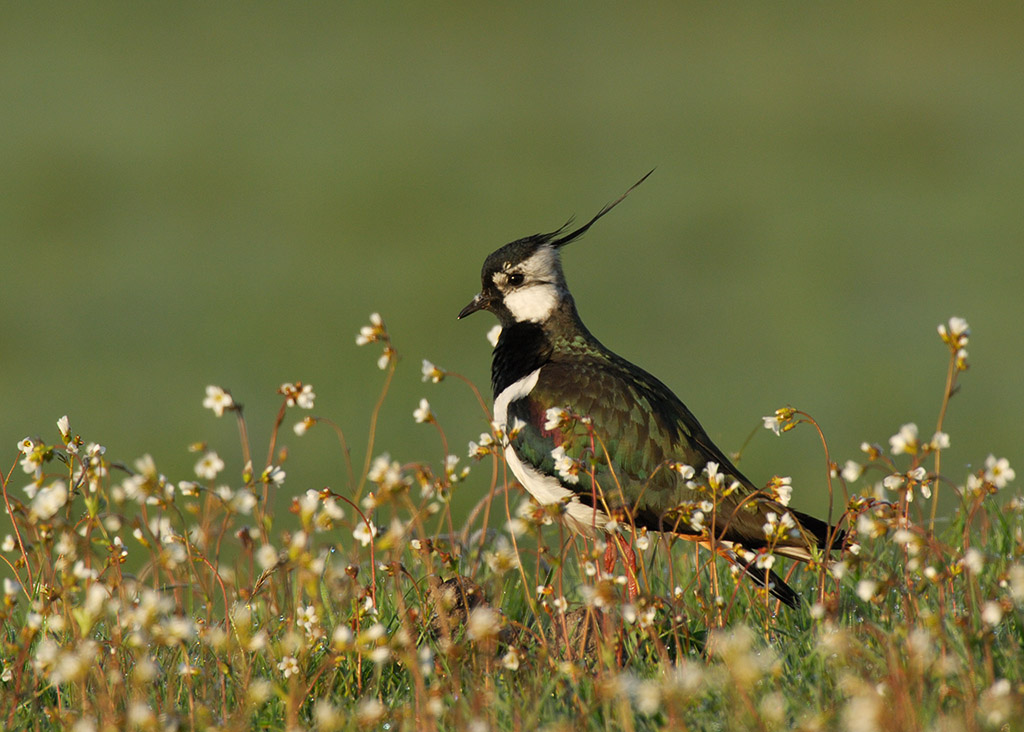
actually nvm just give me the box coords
[603,533,640,599]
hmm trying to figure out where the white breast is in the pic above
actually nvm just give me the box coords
[493,367,610,536]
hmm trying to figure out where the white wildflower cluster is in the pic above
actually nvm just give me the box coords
[882,465,930,503]
[483,534,520,574]
[964,454,1016,497]
[687,462,740,498]
[543,407,571,432]
[762,407,796,436]
[466,606,503,643]
[421,359,446,383]
[27,480,68,523]
[297,489,345,532]
[260,464,286,487]
[112,455,174,507]
[17,435,45,476]
[765,475,793,506]
[215,485,258,516]
[355,312,394,369]
[841,460,864,483]
[296,604,322,640]
[937,316,970,370]
[413,398,434,424]
[278,381,315,409]
[443,454,470,484]
[889,423,919,456]
[550,445,583,484]
[367,453,409,493]
[621,602,657,629]
[679,500,714,533]
[762,511,797,543]
[467,431,496,459]
[605,661,708,718]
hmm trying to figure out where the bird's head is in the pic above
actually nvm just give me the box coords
[458,170,653,328]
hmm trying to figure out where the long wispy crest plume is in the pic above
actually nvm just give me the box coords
[549,168,655,249]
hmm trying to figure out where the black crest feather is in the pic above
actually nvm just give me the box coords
[548,169,655,249]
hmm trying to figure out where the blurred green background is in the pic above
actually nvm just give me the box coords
[3,3,1022,525]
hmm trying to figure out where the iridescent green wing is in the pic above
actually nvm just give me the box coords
[505,351,797,548]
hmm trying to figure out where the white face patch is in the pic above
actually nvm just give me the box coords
[495,245,563,323]
[504,284,558,323]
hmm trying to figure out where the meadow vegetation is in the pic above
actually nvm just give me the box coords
[1,315,1021,731]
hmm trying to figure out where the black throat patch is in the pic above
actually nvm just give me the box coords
[491,321,552,397]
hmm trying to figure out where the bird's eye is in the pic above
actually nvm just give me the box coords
[506,272,525,287]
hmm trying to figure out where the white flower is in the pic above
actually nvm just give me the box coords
[30,480,68,522]
[762,414,782,436]
[356,699,385,726]
[841,460,863,483]
[543,407,569,431]
[963,547,984,574]
[293,417,313,436]
[501,647,521,671]
[930,431,950,450]
[194,452,225,481]
[280,382,316,409]
[421,359,445,383]
[356,312,384,345]
[466,606,503,641]
[256,544,279,571]
[507,417,527,440]
[261,465,286,486]
[353,521,378,547]
[889,423,919,455]
[202,386,234,417]
[882,473,905,491]
[769,476,793,506]
[277,655,300,678]
[856,579,878,602]
[984,455,1015,489]
[551,446,581,484]
[468,432,495,459]
[486,325,502,347]
[938,316,970,348]
[332,623,353,650]
[297,605,319,632]
[17,437,37,456]
[672,462,696,480]
[763,511,797,541]
[413,399,433,424]
[981,601,1003,627]
[56,415,70,440]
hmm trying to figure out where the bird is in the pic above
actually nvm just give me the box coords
[457,173,842,608]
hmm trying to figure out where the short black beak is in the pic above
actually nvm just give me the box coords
[458,293,485,319]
